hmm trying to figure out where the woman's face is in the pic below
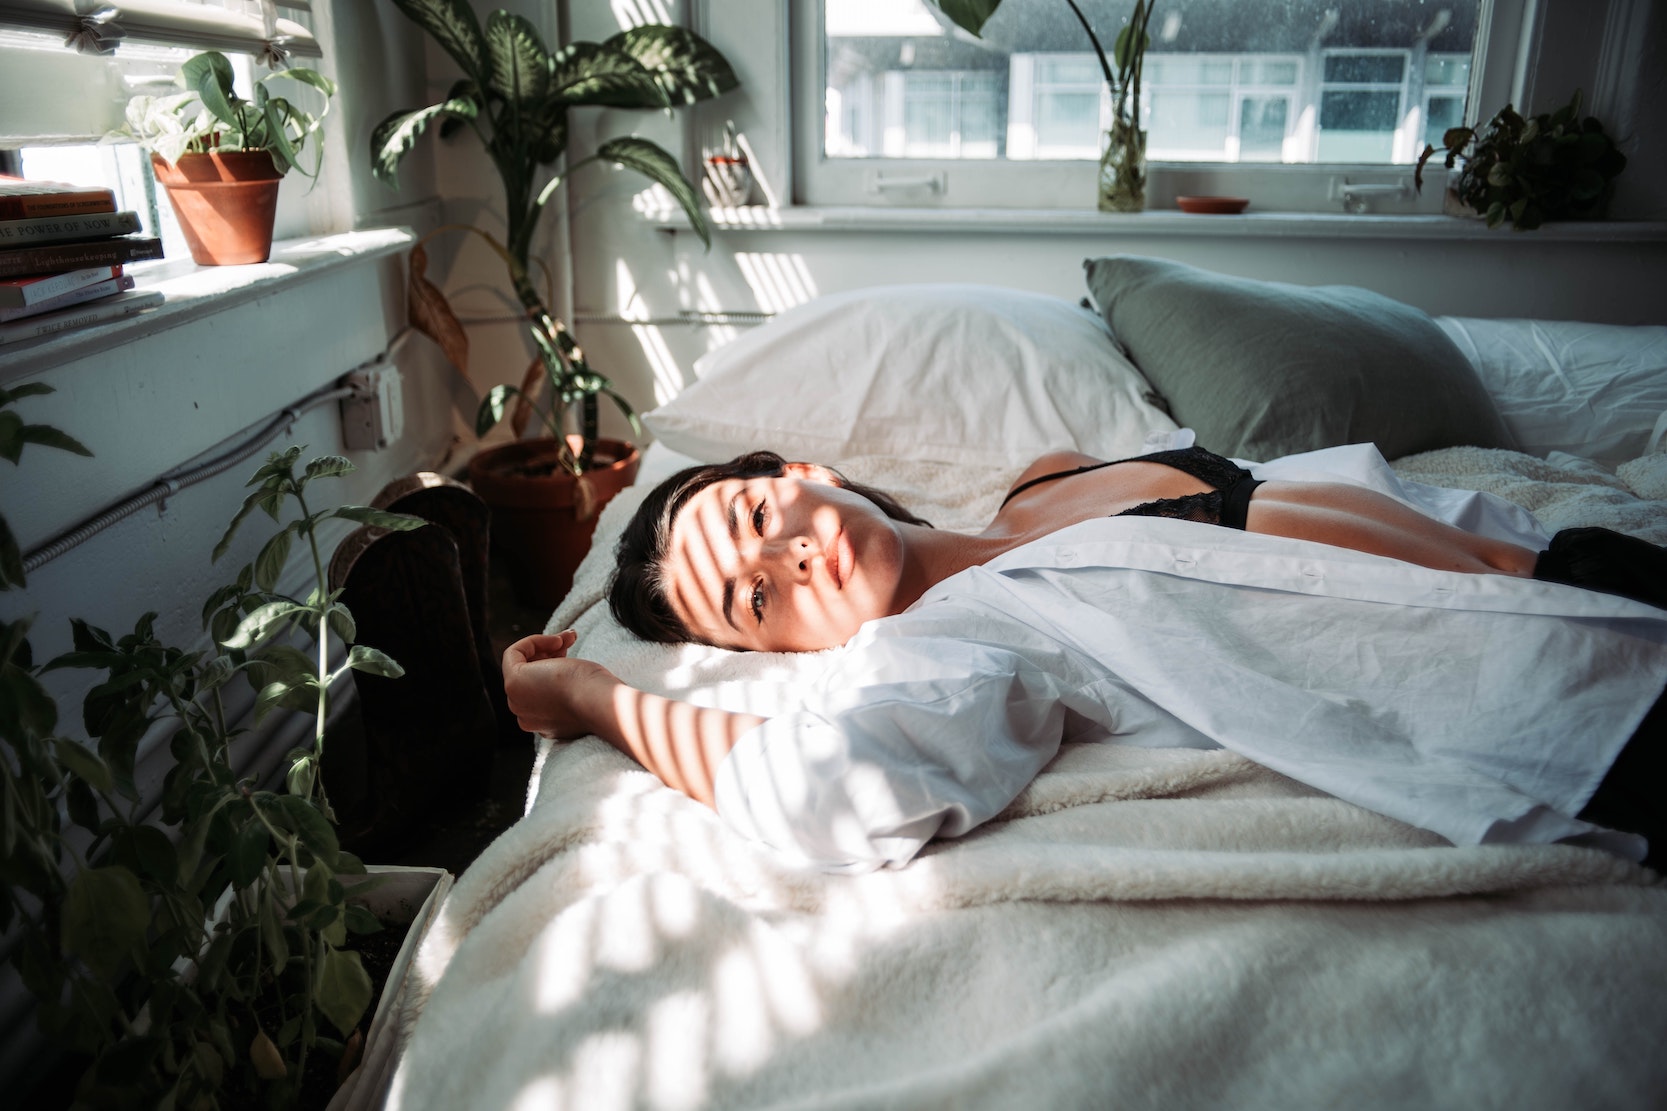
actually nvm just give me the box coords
[664,463,907,652]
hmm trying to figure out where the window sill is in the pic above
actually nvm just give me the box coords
[650,206,1667,242]
[0,227,415,382]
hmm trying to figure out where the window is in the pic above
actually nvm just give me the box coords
[794,0,1524,211]
[0,1,334,250]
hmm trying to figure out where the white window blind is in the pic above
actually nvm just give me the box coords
[0,1,317,146]
[0,0,315,58]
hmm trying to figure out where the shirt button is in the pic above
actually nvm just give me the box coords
[1057,549,1078,566]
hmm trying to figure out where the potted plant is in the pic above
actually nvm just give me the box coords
[1,432,444,1108]
[372,0,738,608]
[115,50,335,264]
[931,0,1154,211]
[1414,90,1628,230]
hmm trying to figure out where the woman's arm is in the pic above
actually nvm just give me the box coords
[501,632,765,807]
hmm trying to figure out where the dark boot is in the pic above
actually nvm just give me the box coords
[1533,527,1667,609]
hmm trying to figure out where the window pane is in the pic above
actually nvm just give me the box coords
[1323,53,1406,84]
[821,0,1478,165]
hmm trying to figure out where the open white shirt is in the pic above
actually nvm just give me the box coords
[714,447,1667,873]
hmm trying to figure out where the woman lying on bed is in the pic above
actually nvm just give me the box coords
[503,444,1667,874]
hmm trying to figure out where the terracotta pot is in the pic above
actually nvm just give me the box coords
[467,436,640,611]
[151,151,283,265]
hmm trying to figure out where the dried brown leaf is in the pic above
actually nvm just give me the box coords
[408,243,471,383]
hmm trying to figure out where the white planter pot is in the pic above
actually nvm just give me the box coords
[326,865,453,1111]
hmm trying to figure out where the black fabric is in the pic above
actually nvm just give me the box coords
[1000,446,1263,530]
[1533,527,1667,610]
[1579,680,1667,873]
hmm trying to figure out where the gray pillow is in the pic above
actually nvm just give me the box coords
[1083,255,1515,461]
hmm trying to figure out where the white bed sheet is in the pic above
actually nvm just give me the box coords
[385,321,1667,1111]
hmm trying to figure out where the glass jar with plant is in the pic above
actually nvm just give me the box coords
[371,0,738,607]
[931,0,1155,212]
[2,434,430,1108]
[1414,91,1628,231]
[114,50,335,264]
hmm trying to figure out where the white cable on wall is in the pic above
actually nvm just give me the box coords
[21,379,355,575]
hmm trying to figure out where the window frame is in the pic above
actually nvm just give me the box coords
[788,0,1536,213]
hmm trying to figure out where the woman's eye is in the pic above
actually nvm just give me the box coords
[749,581,766,624]
[751,500,767,536]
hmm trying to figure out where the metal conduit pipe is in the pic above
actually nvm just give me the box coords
[21,382,355,575]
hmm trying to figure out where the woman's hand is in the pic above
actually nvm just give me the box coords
[502,629,767,808]
[502,630,620,739]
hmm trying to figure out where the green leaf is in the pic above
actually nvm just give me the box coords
[226,820,268,888]
[370,98,480,187]
[19,424,93,457]
[597,136,711,249]
[604,25,739,105]
[485,10,549,104]
[391,0,489,86]
[929,0,1004,36]
[332,506,426,532]
[254,676,320,722]
[345,904,382,935]
[475,384,517,437]
[0,410,23,463]
[62,865,149,980]
[326,602,356,643]
[131,824,178,885]
[0,511,23,589]
[302,455,354,483]
[315,946,373,1037]
[52,738,112,793]
[181,51,241,129]
[222,600,307,650]
[260,894,290,974]
[249,445,303,488]
[214,486,274,562]
[254,527,293,592]
[272,794,338,865]
[286,754,316,799]
[0,382,54,404]
[345,645,403,679]
[548,42,667,109]
[0,665,58,737]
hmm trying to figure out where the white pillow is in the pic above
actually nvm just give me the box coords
[644,284,1177,468]
[1435,316,1667,465]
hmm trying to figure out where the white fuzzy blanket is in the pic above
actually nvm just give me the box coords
[385,447,1667,1111]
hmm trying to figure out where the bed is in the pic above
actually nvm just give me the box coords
[381,257,1667,1110]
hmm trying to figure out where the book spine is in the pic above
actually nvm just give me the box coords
[0,191,118,220]
[0,211,143,246]
[0,237,165,278]
[0,265,121,309]
[0,276,134,323]
[0,290,164,345]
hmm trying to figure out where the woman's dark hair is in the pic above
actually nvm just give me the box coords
[608,451,932,646]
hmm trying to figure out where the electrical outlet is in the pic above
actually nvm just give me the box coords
[340,364,404,451]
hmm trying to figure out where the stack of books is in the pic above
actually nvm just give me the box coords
[0,176,167,345]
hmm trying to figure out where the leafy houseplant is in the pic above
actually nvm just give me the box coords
[372,0,738,607]
[2,442,428,1108]
[932,0,1155,212]
[1414,91,1627,230]
[116,50,336,264]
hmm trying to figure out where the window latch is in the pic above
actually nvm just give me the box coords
[864,172,947,196]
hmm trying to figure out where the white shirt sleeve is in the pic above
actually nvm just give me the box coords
[713,627,1072,872]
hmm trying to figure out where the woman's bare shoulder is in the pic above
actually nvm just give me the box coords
[1006,450,1104,497]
